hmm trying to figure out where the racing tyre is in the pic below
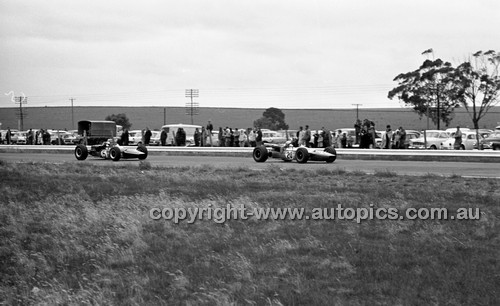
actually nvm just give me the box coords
[109,147,121,161]
[74,144,88,160]
[295,147,309,163]
[253,146,268,162]
[137,145,148,160]
[324,146,337,163]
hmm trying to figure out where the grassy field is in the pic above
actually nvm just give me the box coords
[1,160,499,305]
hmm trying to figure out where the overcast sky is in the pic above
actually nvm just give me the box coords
[1,0,499,109]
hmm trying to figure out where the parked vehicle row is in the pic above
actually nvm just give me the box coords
[2,125,499,151]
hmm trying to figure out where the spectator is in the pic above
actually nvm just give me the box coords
[256,127,263,146]
[341,131,347,148]
[323,129,332,148]
[233,128,240,147]
[160,129,167,146]
[175,127,186,146]
[318,128,325,148]
[6,128,12,145]
[201,126,206,147]
[121,129,130,146]
[360,119,371,149]
[27,129,33,145]
[218,127,224,147]
[239,129,248,147]
[392,129,401,149]
[381,125,393,149]
[248,128,256,147]
[354,119,362,145]
[313,130,319,148]
[335,130,342,148]
[298,126,305,146]
[453,126,463,150]
[144,127,152,145]
[206,120,214,146]
[304,125,311,147]
[194,128,201,146]
[43,129,51,145]
[399,126,406,149]
[368,121,376,148]
[223,127,230,147]
[35,130,40,145]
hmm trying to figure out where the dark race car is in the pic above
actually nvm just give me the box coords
[74,141,148,161]
[253,141,337,163]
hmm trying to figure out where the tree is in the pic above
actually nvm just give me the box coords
[451,50,500,132]
[388,59,461,129]
[105,113,132,129]
[253,107,289,130]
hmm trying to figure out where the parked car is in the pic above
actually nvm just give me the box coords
[128,130,144,146]
[476,131,500,150]
[11,131,27,144]
[409,130,450,149]
[403,130,422,149]
[47,130,72,145]
[441,131,484,150]
[277,130,298,142]
[261,130,287,144]
[149,131,161,146]
[62,131,82,145]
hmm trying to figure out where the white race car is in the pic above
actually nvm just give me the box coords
[253,142,337,163]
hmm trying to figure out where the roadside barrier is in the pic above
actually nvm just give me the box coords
[0,145,499,162]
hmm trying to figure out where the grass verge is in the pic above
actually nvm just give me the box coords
[0,161,499,305]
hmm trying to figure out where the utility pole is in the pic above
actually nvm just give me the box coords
[352,104,362,121]
[185,89,199,125]
[15,95,28,131]
[70,98,75,130]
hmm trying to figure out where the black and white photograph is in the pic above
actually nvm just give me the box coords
[1,0,499,305]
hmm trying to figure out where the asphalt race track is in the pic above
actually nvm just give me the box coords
[1,152,499,179]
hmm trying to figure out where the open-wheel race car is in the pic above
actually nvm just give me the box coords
[74,141,148,161]
[253,142,337,163]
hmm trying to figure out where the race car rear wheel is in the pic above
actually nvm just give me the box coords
[253,146,268,162]
[324,146,337,163]
[74,144,88,160]
[110,147,121,161]
[137,145,148,160]
[295,147,309,163]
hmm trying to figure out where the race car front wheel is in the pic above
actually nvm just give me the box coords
[325,146,337,163]
[253,146,268,162]
[74,144,88,161]
[137,145,148,160]
[295,147,309,163]
[110,147,121,161]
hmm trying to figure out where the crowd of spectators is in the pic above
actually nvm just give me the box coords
[1,118,410,149]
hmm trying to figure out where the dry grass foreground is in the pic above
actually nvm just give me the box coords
[0,160,499,305]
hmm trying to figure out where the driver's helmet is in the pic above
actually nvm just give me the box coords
[284,140,293,147]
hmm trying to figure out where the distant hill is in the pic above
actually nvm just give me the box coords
[0,106,499,131]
